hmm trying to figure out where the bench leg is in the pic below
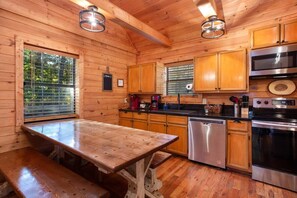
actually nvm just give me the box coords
[0,182,13,198]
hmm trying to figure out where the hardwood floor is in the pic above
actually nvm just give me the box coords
[157,156,297,198]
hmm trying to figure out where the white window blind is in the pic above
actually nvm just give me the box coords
[166,61,194,95]
[24,47,76,119]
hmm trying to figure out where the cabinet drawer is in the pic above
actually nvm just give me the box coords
[133,112,148,120]
[227,120,248,131]
[119,111,133,118]
[149,114,166,122]
[167,115,188,125]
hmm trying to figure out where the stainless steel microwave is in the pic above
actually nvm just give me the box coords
[250,44,297,77]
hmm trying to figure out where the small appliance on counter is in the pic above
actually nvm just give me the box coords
[151,95,161,110]
[139,102,150,111]
[241,95,249,116]
[129,94,140,110]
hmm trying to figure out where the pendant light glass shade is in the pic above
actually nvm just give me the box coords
[79,5,105,32]
[201,15,225,39]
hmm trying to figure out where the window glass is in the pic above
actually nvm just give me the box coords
[24,49,76,118]
[166,62,193,95]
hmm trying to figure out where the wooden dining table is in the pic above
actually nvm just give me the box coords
[22,119,178,198]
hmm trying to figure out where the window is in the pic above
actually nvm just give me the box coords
[166,61,194,95]
[23,46,76,119]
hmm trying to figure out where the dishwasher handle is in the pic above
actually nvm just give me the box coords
[189,117,226,125]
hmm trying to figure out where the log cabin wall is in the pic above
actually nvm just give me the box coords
[110,0,297,104]
[0,0,136,153]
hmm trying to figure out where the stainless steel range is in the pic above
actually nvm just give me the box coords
[252,98,297,192]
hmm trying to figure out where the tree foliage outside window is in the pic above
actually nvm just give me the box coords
[166,63,194,95]
[24,49,76,118]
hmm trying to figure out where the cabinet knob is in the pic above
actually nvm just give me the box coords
[276,41,280,43]
[282,40,288,43]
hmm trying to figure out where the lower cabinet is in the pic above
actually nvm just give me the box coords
[227,120,251,172]
[119,111,148,130]
[166,124,188,156]
[119,118,133,127]
[120,112,188,156]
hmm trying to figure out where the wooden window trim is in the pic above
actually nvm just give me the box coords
[15,36,84,126]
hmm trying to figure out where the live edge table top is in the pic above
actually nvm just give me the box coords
[22,119,178,173]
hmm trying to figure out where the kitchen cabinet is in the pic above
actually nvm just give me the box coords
[120,111,188,156]
[148,114,167,134]
[250,20,297,49]
[227,120,251,172]
[119,111,133,127]
[194,49,247,92]
[166,115,188,156]
[127,62,164,94]
[149,114,188,155]
[119,111,148,130]
[219,50,247,91]
[133,112,148,130]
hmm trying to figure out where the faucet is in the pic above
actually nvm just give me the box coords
[177,93,180,110]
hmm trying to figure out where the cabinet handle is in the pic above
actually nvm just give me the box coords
[233,120,241,123]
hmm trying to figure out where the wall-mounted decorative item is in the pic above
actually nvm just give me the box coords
[268,80,296,95]
[117,79,124,87]
[103,73,112,91]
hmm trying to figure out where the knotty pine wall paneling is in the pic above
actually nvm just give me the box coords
[0,0,136,153]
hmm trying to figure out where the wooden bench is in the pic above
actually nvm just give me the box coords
[145,151,172,198]
[0,147,109,198]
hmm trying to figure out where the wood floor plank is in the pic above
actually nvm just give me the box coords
[156,156,297,198]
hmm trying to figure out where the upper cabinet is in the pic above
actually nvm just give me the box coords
[194,49,247,93]
[250,20,297,49]
[194,54,218,91]
[128,62,164,94]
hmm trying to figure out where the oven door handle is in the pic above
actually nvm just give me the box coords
[252,121,297,131]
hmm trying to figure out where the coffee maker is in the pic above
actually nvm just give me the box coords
[151,95,161,110]
[129,95,140,110]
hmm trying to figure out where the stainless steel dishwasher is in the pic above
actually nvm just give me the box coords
[188,117,226,168]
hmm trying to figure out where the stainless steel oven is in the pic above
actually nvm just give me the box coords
[252,98,297,192]
[250,44,297,77]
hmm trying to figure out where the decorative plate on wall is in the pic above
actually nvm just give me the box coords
[268,80,296,95]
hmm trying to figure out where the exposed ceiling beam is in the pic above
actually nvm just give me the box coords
[69,0,172,47]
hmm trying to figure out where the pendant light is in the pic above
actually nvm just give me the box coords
[79,5,105,32]
[201,15,225,39]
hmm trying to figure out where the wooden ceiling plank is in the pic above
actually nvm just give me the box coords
[69,0,172,47]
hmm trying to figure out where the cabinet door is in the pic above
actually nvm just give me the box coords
[227,131,249,171]
[140,63,156,93]
[219,50,247,91]
[282,20,297,44]
[119,118,133,128]
[250,24,280,49]
[133,120,148,130]
[148,122,166,134]
[166,124,188,156]
[194,54,218,92]
[128,65,140,93]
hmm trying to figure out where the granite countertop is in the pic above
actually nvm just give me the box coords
[119,108,253,121]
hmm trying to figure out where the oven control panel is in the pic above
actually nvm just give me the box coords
[253,98,297,109]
